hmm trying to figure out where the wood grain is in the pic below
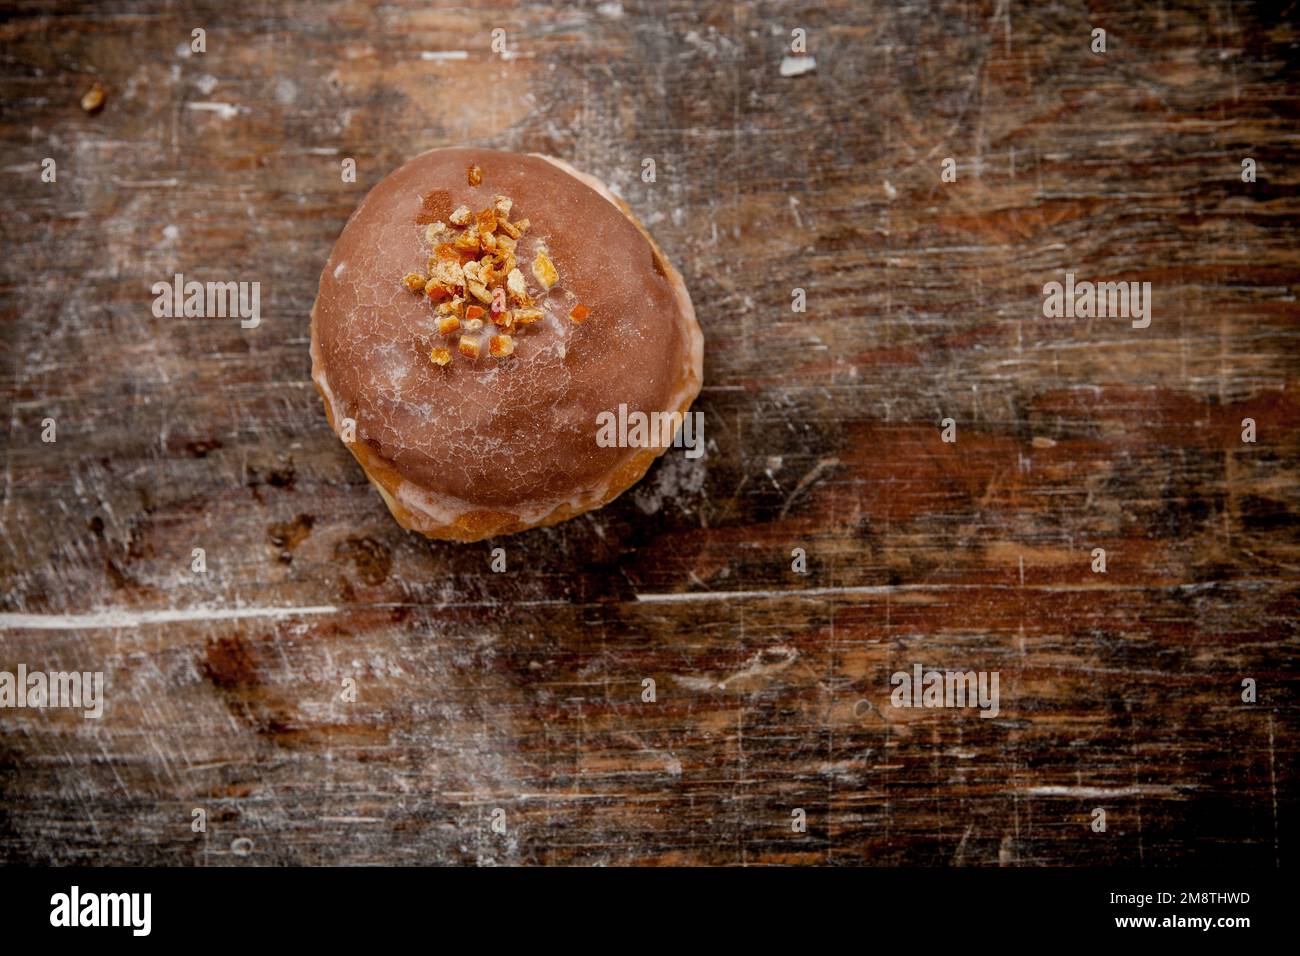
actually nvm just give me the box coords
[1,0,1297,865]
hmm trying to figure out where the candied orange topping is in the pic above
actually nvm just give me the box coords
[400,192,571,364]
[531,250,559,290]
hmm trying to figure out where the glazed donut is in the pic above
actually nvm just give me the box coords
[310,148,704,541]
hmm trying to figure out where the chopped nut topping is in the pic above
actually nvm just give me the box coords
[460,260,492,304]
[506,268,529,305]
[532,250,559,289]
[569,303,591,324]
[430,259,462,289]
[454,226,481,252]
[81,82,106,113]
[402,190,568,362]
[436,295,464,316]
[467,164,483,187]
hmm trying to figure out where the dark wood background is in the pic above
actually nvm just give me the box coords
[1,0,1296,866]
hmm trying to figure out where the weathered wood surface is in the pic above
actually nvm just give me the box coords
[1,0,1297,865]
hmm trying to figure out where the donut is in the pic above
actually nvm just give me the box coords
[310,148,704,542]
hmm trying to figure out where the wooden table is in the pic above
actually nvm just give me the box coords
[1,0,1296,866]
